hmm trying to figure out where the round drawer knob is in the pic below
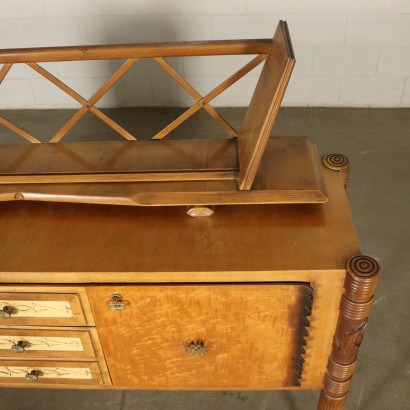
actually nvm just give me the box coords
[108,294,126,311]
[25,370,42,382]
[11,340,30,353]
[185,340,207,356]
[0,306,14,319]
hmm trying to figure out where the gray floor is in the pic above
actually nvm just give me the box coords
[0,107,409,410]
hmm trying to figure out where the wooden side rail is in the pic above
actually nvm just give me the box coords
[238,20,295,190]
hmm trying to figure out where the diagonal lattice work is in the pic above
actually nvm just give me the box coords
[151,55,266,139]
[0,24,307,201]
[27,61,137,142]
[0,54,266,144]
[0,63,42,143]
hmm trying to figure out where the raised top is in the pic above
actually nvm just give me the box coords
[0,21,300,201]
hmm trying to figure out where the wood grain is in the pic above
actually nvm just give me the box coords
[49,58,138,143]
[0,171,238,184]
[27,62,137,141]
[0,170,360,392]
[0,40,272,64]
[0,21,318,205]
[0,137,327,205]
[322,154,350,187]
[318,255,381,409]
[0,167,357,281]
[0,116,42,144]
[0,139,238,185]
[0,140,237,176]
[237,20,295,190]
[153,57,238,138]
[151,54,265,140]
[0,63,12,83]
[87,284,311,389]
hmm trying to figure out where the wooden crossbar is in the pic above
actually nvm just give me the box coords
[0,116,42,144]
[0,53,265,144]
[154,58,238,137]
[0,63,12,83]
[152,54,266,140]
[49,58,138,143]
[0,63,42,143]
[0,40,272,63]
[27,63,137,142]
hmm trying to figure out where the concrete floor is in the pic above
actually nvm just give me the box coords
[0,107,409,410]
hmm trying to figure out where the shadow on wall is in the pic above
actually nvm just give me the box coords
[1,3,197,110]
[93,6,192,108]
[61,3,194,109]
[23,6,259,109]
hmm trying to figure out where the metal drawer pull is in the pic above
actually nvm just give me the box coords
[11,340,30,353]
[0,306,14,319]
[184,340,207,356]
[108,294,126,311]
[25,370,42,382]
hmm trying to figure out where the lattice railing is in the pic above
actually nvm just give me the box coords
[0,40,271,144]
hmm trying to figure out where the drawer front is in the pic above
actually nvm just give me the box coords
[0,360,103,385]
[0,328,97,360]
[87,284,313,389]
[0,290,90,326]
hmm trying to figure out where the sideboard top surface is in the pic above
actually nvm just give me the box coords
[0,167,359,280]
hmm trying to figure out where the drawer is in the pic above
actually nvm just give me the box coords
[0,287,93,326]
[87,284,313,389]
[0,328,98,360]
[0,360,104,385]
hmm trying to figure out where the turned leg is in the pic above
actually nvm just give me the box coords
[322,154,350,187]
[318,255,381,410]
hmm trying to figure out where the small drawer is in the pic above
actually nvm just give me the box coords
[0,360,104,385]
[0,287,93,326]
[0,328,98,360]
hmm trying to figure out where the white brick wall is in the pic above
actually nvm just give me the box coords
[0,1,409,108]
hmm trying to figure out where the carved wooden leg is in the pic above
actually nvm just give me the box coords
[318,255,380,410]
[322,154,350,187]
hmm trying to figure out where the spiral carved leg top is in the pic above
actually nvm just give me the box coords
[322,154,350,187]
[318,255,381,410]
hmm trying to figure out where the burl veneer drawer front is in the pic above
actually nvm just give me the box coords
[0,360,104,385]
[87,284,313,389]
[0,287,93,326]
[0,328,98,360]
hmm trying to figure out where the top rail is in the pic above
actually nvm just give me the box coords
[0,39,272,64]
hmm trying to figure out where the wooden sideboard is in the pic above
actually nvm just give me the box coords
[0,160,380,409]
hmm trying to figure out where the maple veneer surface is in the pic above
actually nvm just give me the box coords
[0,167,359,282]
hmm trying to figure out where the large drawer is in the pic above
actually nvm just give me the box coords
[0,287,94,326]
[0,360,104,386]
[0,328,98,360]
[87,284,313,389]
